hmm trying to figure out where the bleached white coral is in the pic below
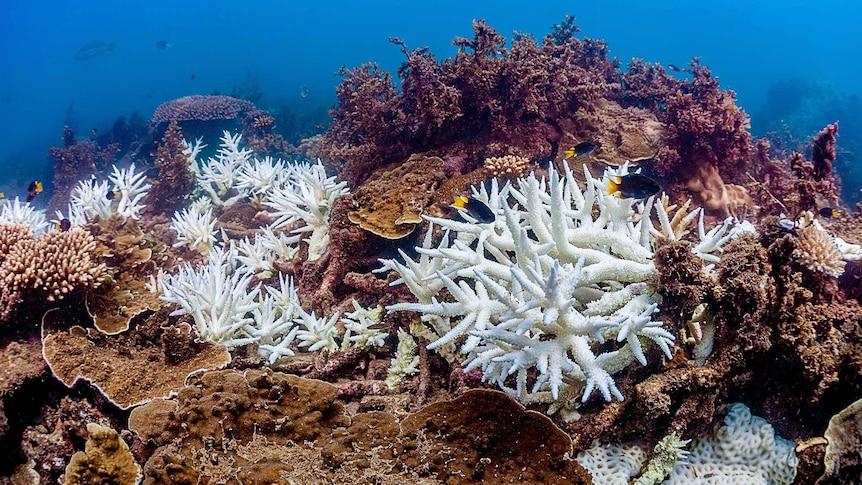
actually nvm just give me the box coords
[160,249,260,347]
[385,163,736,405]
[170,207,217,254]
[108,162,151,219]
[666,403,798,484]
[265,160,349,261]
[236,156,285,197]
[70,179,113,221]
[0,197,48,234]
[294,305,340,353]
[385,329,420,388]
[197,131,252,206]
[341,300,387,350]
[835,236,862,261]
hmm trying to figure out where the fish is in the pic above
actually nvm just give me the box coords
[607,173,660,199]
[300,85,310,98]
[564,141,598,158]
[56,219,71,232]
[106,190,120,201]
[189,74,196,80]
[0,192,4,199]
[667,64,681,72]
[818,207,842,219]
[155,40,173,50]
[452,195,495,224]
[26,181,42,203]
[74,41,116,61]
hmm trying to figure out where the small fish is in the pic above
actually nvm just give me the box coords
[0,192,4,199]
[189,74,196,80]
[106,190,120,201]
[667,64,681,72]
[300,85,310,98]
[155,40,173,50]
[818,207,842,219]
[564,141,598,158]
[607,173,660,199]
[26,181,42,203]
[74,41,115,61]
[453,195,495,224]
[56,219,72,232]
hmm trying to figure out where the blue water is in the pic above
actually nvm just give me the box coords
[1,0,860,196]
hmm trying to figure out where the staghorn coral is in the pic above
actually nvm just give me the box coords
[0,227,106,320]
[384,164,739,408]
[145,121,195,215]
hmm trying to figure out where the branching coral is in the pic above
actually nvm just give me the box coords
[0,197,48,234]
[384,163,737,407]
[0,227,107,319]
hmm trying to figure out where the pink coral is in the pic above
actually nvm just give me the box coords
[152,95,256,124]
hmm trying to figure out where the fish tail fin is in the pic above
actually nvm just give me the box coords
[453,195,468,208]
[564,148,575,159]
[607,177,620,196]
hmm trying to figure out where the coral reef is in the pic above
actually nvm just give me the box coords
[0,16,860,485]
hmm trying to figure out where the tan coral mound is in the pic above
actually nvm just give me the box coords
[63,423,141,485]
[0,227,106,304]
[794,222,846,277]
[483,155,533,179]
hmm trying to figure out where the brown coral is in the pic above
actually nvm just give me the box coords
[63,423,140,485]
[144,120,194,216]
[0,227,106,320]
[152,95,255,124]
[483,154,533,179]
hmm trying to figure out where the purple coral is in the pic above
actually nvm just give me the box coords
[152,95,256,124]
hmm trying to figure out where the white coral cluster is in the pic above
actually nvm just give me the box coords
[63,162,151,225]
[160,248,385,363]
[0,197,48,234]
[383,163,738,406]
[793,216,845,277]
[178,131,347,262]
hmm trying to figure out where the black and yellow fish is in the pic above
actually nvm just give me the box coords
[453,195,495,224]
[26,181,42,203]
[607,173,660,199]
[564,141,598,158]
[106,190,121,200]
[56,218,72,232]
[818,207,843,219]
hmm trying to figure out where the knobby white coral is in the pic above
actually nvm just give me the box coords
[794,219,846,277]
[385,163,739,406]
